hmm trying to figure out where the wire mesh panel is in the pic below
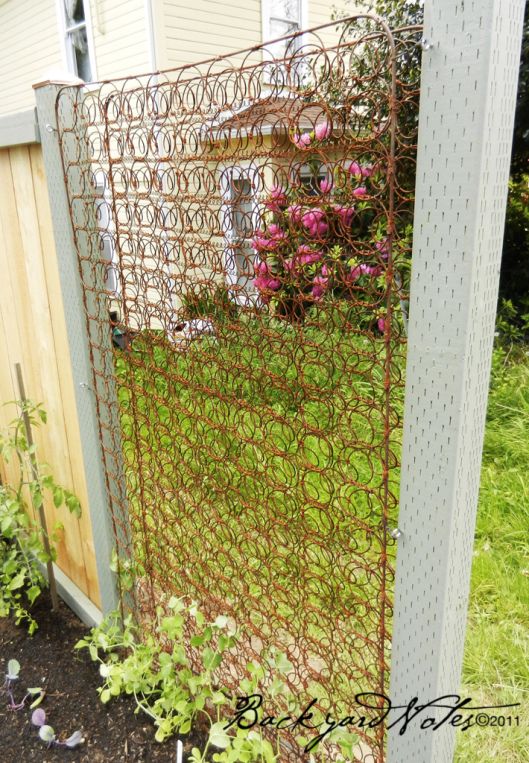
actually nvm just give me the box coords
[56,17,419,761]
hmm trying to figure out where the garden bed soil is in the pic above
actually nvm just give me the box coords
[0,597,205,762]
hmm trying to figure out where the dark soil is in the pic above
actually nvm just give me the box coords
[0,597,205,762]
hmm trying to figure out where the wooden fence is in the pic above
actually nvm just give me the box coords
[0,131,101,613]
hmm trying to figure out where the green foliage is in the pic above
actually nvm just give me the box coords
[457,349,529,762]
[182,284,240,323]
[497,176,529,341]
[77,597,358,761]
[0,401,81,633]
[511,2,529,180]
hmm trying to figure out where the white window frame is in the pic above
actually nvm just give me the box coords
[297,161,332,196]
[219,163,261,307]
[261,0,308,58]
[94,170,120,298]
[56,0,97,81]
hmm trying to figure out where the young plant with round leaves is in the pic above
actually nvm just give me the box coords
[2,658,44,711]
[31,707,84,748]
[0,401,82,633]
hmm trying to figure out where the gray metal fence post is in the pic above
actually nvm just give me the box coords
[387,2,525,762]
[34,80,123,616]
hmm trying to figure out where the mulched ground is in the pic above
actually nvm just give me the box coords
[0,597,205,763]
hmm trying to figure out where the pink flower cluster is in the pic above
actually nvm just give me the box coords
[250,155,387,321]
[292,121,332,150]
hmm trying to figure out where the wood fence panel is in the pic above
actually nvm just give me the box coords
[0,143,101,608]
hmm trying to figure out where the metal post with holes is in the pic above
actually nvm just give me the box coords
[34,80,126,616]
[388,2,525,762]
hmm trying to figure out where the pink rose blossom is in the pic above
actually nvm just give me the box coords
[299,250,323,265]
[360,264,383,277]
[311,274,329,300]
[308,221,329,238]
[302,209,325,229]
[346,265,362,283]
[263,185,287,211]
[254,260,269,275]
[293,132,311,149]
[352,186,368,198]
[321,264,330,277]
[270,184,287,199]
[287,204,303,223]
[319,178,333,194]
[375,239,390,259]
[334,205,355,227]
[252,235,275,251]
[254,275,281,291]
[377,317,386,333]
[348,162,373,178]
[315,121,331,141]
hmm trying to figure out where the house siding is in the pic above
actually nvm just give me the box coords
[157,0,354,72]
[160,0,262,70]
[0,0,151,117]
[0,0,63,116]
[0,0,357,117]
[90,0,151,80]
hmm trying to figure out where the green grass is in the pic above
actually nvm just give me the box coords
[455,347,529,762]
[115,306,404,708]
[114,312,529,758]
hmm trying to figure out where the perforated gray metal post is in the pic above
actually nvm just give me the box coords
[388,2,525,762]
[34,81,122,616]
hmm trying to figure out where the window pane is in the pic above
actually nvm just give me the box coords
[231,178,253,238]
[64,0,85,25]
[68,28,92,81]
[235,248,256,291]
[271,0,299,22]
[299,165,327,195]
[270,18,299,39]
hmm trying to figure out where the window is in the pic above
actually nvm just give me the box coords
[298,163,328,196]
[61,0,94,81]
[94,172,119,298]
[220,167,258,305]
[262,0,307,60]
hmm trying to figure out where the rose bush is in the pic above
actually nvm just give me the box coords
[252,124,393,328]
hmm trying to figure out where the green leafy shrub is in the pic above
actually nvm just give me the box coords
[77,597,358,761]
[0,401,81,633]
[497,176,529,341]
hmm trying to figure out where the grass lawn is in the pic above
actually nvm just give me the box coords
[115,305,403,722]
[455,347,529,762]
[114,308,527,759]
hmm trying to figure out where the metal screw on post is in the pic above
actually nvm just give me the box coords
[14,363,59,611]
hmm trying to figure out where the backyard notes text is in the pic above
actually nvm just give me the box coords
[224,693,522,752]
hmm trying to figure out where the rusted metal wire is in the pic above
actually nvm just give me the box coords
[56,16,420,761]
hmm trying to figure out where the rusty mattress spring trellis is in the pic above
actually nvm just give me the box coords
[55,16,419,762]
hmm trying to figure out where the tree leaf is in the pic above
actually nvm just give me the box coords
[39,725,55,743]
[52,487,64,508]
[209,722,230,749]
[7,658,20,679]
[32,708,46,727]
[29,690,46,709]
